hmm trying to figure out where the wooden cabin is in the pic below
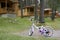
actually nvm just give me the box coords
[0,0,60,17]
[17,6,35,16]
[44,8,60,17]
[0,0,19,16]
[44,8,52,17]
[0,0,7,14]
[55,11,60,17]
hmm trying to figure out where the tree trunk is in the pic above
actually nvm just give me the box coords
[51,1,57,21]
[18,0,23,18]
[20,0,23,18]
[34,0,38,20]
[51,9,56,21]
[39,0,45,23]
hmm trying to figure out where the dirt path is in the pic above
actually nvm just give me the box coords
[12,29,41,38]
[51,30,60,38]
[11,29,60,38]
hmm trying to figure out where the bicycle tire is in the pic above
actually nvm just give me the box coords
[42,26,53,37]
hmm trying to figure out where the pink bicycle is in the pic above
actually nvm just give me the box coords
[28,18,53,37]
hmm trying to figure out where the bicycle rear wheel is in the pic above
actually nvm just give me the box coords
[43,26,53,37]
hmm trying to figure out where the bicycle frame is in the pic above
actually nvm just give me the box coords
[32,23,47,33]
[29,18,53,37]
[29,22,53,37]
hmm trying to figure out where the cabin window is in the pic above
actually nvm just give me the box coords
[27,7,34,14]
[30,7,34,12]
[1,2,6,8]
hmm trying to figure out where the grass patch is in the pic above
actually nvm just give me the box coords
[45,18,60,30]
[0,31,36,40]
[0,17,59,40]
[0,17,31,32]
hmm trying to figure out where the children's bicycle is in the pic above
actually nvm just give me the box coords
[28,18,53,37]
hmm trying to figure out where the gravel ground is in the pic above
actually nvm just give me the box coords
[11,29,60,38]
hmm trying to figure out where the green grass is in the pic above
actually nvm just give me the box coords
[45,17,60,30]
[0,31,36,40]
[0,17,59,40]
[0,17,31,32]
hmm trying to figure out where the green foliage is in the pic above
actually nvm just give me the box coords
[47,0,60,10]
